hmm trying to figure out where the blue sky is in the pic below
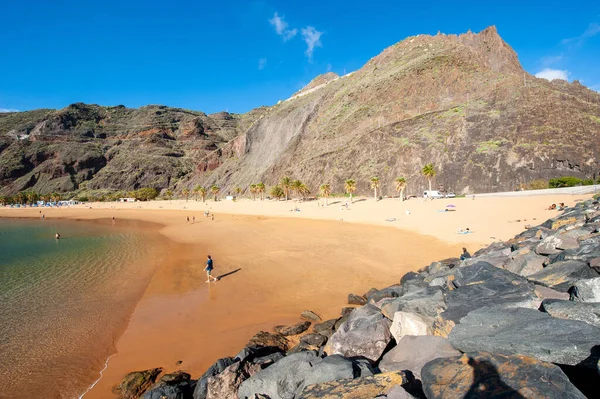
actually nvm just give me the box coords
[1,0,599,114]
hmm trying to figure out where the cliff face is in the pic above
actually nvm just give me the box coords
[1,26,600,196]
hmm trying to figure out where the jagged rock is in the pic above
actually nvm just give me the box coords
[526,260,599,291]
[247,332,289,352]
[421,352,586,399]
[379,335,461,379]
[439,262,539,326]
[300,333,327,347]
[449,306,600,370]
[334,313,350,330]
[143,371,193,399]
[348,293,367,305]
[296,371,406,399]
[504,248,546,276]
[368,286,403,303]
[324,304,392,362]
[301,310,322,322]
[427,261,448,275]
[117,368,163,399]
[274,321,311,336]
[340,307,354,317]
[235,347,282,364]
[287,341,311,354]
[389,312,432,342]
[400,271,419,284]
[238,352,371,399]
[541,299,600,327]
[313,319,337,337]
[380,286,445,320]
[252,352,285,368]
[206,361,261,399]
[194,357,236,399]
[571,277,600,302]
[536,235,579,255]
[533,284,569,300]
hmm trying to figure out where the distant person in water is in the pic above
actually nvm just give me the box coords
[204,255,218,282]
[55,233,60,239]
[460,247,471,260]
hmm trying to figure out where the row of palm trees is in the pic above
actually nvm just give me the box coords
[0,191,63,206]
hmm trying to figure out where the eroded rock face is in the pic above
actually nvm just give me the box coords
[572,277,600,302]
[449,306,600,370]
[206,361,261,399]
[296,371,406,399]
[116,368,163,399]
[541,299,600,327]
[526,260,599,291]
[421,352,586,399]
[379,335,461,379]
[323,304,392,362]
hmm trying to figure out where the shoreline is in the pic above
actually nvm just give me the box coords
[0,193,591,398]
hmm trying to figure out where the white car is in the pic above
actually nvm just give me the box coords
[423,190,444,199]
[446,192,456,198]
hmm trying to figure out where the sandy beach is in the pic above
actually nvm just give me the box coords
[0,193,590,398]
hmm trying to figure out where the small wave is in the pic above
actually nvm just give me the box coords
[77,354,113,399]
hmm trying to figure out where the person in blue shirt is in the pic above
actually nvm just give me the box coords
[204,255,218,282]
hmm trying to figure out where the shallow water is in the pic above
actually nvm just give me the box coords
[0,219,165,399]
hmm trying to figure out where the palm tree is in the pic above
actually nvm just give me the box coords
[26,191,39,205]
[281,176,292,201]
[344,179,357,203]
[210,185,220,201]
[198,187,207,202]
[298,183,310,199]
[292,180,303,199]
[249,184,257,201]
[270,185,284,200]
[182,188,190,201]
[234,187,242,197]
[193,185,202,201]
[422,163,437,192]
[395,177,407,201]
[51,192,61,203]
[320,184,331,206]
[256,182,266,201]
[370,177,380,201]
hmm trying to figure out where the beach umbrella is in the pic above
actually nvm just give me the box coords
[446,204,456,208]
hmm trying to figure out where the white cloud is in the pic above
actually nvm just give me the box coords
[301,26,323,61]
[562,22,600,46]
[535,68,569,81]
[258,58,267,70]
[269,12,297,41]
[0,108,18,113]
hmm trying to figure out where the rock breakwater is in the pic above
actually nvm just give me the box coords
[117,200,600,398]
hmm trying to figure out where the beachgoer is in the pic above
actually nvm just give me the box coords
[192,216,196,223]
[460,247,471,260]
[42,214,45,219]
[204,255,218,282]
[55,233,60,239]
[211,214,215,221]
[187,216,190,223]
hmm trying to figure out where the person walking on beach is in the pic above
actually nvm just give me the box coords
[192,216,196,223]
[187,216,190,223]
[204,255,218,283]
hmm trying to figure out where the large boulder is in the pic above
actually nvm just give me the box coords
[368,286,404,304]
[572,277,600,302]
[301,310,322,322]
[296,371,406,399]
[274,321,312,336]
[143,371,193,399]
[206,361,261,399]
[116,368,163,399]
[536,235,578,255]
[449,306,600,370]
[323,304,392,362]
[380,286,445,320]
[504,248,546,277]
[348,293,367,305]
[541,299,600,327]
[379,335,461,379]
[313,319,338,338]
[247,331,290,352]
[193,357,236,399]
[237,352,371,399]
[439,262,539,327]
[526,260,599,291]
[389,312,432,342]
[421,352,586,399]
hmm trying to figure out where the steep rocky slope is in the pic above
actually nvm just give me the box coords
[1,26,599,196]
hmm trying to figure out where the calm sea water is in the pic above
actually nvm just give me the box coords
[0,218,165,399]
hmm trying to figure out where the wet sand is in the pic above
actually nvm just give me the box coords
[0,193,589,398]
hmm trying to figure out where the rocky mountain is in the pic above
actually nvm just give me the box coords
[1,26,600,197]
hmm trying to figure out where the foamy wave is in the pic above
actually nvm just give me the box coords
[78,354,113,399]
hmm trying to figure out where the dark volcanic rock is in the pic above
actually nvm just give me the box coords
[117,368,163,399]
[541,299,600,327]
[300,333,327,347]
[193,357,235,399]
[421,352,586,399]
[324,304,392,362]
[247,331,289,352]
[381,286,445,320]
[439,262,539,328]
[313,319,337,338]
[571,277,600,302]
[504,248,546,276]
[348,293,367,305]
[379,335,461,379]
[274,321,311,336]
[526,260,599,291]
[301,310,322,321]
[449,306,600,370]
[368,285,403,303]
[206,361,261,399]
[340,307,354,317]
[238,352,370,399]
[296,371,406,399]
[143,371,193,399]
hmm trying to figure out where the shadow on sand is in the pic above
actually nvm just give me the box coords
[217,268,242,280]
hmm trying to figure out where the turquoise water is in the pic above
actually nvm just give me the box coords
[0,219,164,399]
